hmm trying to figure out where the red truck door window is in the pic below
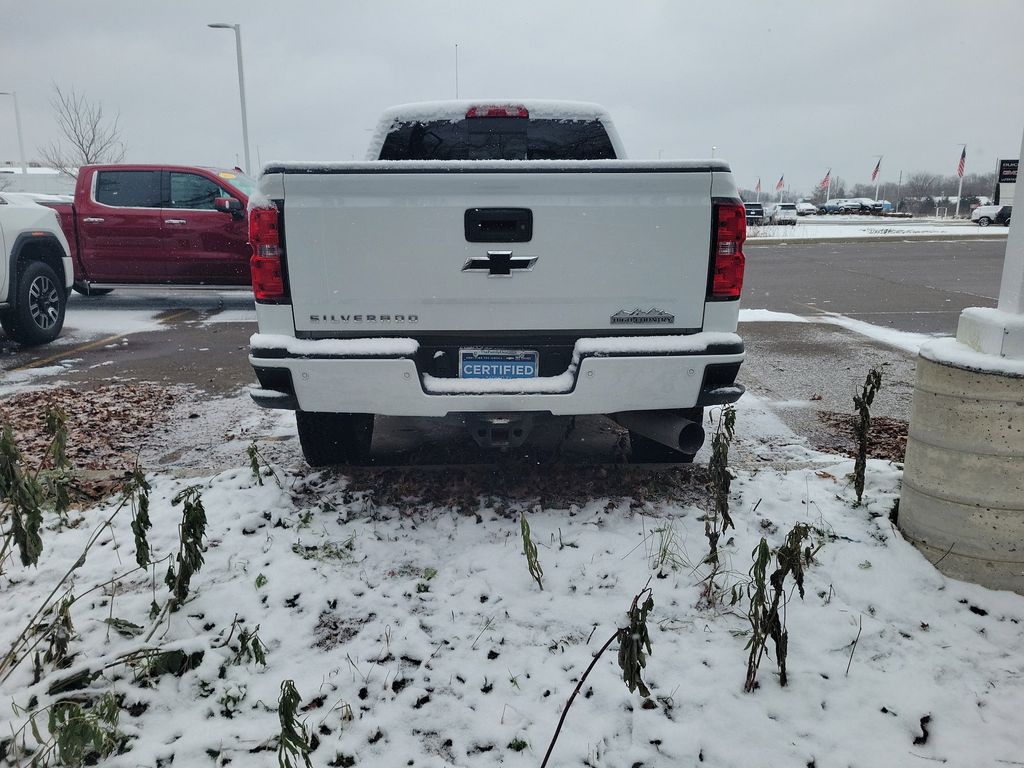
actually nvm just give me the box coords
[81,170,165,283]
[164,171,250,285]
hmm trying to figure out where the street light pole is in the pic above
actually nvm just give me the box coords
[208,23,251,173]
[0,90,27,177]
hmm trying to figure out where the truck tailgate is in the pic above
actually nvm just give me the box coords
[280,167,714,335]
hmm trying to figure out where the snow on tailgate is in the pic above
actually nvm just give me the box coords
[250,334,419,357]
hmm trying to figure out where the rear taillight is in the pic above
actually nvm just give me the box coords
[710,201,746,299]
[465,104,529,119]
[249,206,286,301]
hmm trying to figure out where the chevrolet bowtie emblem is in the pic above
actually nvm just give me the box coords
[462,250,538,277]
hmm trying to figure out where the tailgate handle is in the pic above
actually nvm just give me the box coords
[465,208,533,243]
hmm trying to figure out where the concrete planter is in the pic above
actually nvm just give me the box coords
[899,349,1024,593]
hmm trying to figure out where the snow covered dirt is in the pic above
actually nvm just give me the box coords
[748,217,1008,242]
[2,395,1022,767]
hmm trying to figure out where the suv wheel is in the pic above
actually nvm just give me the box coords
[295,411,374,466]
[0,261,66,345]
[977,217,991,227]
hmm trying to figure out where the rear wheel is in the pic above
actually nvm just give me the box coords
[295,411,374,467]
[0,262,66,345]
[977,217,991,227]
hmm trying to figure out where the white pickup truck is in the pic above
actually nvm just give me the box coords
[247,101,746,464]
[0,193,74,345]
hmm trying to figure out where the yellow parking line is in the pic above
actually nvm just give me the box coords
[9,309,194,373]
[11,333,127,372]
[158,309,193,325]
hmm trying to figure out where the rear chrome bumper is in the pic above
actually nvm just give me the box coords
[248,331,744,417]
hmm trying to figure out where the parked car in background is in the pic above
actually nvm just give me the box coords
[972,204,1011,227]
[743,201,765,226]
[795,201,818,216]
[839,198,877,214]
[0,193,74,345]
[44,164,255,296]
[766,202,798,225]
[820,199,846,214]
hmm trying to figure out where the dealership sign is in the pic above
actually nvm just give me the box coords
[999,158,1018,185]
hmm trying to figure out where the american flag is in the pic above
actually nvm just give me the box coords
[755,178,761,194]
[956,147,966,178]
[819,169,831,190]
[871,159,881,182]
[775,175,785,191]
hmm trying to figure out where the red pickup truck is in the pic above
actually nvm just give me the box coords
[48,164,255,295]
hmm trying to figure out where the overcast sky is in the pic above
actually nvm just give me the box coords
[2,0,1022,195]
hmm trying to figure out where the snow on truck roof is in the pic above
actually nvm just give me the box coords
[365,99,624,161]
[377,99,614,123]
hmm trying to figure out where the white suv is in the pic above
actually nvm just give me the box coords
[971,204,1010,227]
[767,202,798,225]
[0,193,74,345]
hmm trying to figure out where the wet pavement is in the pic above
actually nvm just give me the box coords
[0,238,1006,469]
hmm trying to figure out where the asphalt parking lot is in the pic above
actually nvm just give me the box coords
[0,237,1008,469]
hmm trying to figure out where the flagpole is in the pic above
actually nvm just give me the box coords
[874,156,882,201]
[955,145,966,218]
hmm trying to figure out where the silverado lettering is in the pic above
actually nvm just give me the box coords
[308,314,418,323]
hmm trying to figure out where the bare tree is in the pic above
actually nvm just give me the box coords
[38,85,126,178]
[901,172,941,199]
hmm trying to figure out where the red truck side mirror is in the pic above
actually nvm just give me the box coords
[214,196,244,218]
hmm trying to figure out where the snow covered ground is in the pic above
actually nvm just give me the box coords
[2,392,1022,767]
[739,308,938,355]
[749,217,1008,241]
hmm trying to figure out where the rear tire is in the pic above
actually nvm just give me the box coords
[295,411,374,467]
[977,217,991,227]
[0,261,66,345]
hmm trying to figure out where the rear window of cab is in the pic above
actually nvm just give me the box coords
[379,118,616,161]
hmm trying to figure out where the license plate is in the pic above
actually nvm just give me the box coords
[459,348,538,379]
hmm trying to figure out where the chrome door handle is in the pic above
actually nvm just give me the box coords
[164,219,187,225]
[83,217,105,223]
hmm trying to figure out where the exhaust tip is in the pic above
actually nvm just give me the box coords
[678,421,706,454]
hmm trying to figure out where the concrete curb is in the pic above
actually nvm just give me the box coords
[899,355,1024,594]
